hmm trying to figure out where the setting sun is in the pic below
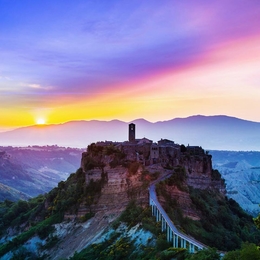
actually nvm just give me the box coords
[36,118,46,125]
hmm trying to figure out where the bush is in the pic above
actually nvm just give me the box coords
[128,161,140,175]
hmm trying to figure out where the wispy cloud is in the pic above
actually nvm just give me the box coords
[27,84,53,90]
[1,0,260,127]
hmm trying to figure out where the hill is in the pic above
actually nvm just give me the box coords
[0,141,259,259]
[0,183,29,202]
[210,150,260,216]
[0,146,84,199]
[0,115,260,150]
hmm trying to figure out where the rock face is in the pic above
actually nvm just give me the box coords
[210,150,260,216]
[80,166,148,217]
[182,154,225,193]
[156,149,226,220]
[79,142,226,222]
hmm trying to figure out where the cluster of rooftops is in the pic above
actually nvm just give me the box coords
[95,123,205,166]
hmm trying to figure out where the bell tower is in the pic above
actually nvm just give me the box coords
[129,123,135,142]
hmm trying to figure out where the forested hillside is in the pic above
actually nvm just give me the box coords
[0,143,259,259]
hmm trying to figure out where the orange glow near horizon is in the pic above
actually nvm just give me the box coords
[36,118,46,125]
[1,36,260,130]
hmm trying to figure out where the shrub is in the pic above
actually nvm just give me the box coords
[128,161,140,175]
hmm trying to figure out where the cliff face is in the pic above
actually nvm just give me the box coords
[78,146,149,220]
[156,151,226,220]
[79,143,226,222]
[181,154,225,192]
[210,150,260,216]
[75,165,148,219]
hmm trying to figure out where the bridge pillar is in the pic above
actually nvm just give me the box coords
[173,234,178,248]
[167,225,173,242]
[163,218,167,231]
[152,205,156,216]
[181,238,186,248]
[169,229,173,242]
[189,243,195,253]
[161,217,164,232]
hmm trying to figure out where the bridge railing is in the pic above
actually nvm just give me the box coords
[149,178,207,253]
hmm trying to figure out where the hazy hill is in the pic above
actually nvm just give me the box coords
[0,115,260,150]
[0,183,30,201]
[0,146,84,199]
[210,150,260,216]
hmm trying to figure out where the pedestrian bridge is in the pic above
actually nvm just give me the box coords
[149,176,206,253]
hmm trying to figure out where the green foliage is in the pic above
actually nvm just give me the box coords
[254,207,260,229]
[10,246,38,260]
[156,234,171,251]
[186,189,260,251]
[128,161,140,175]
[85,143,126,169]
[104,145,125,158]
[118,200,145,227]
[40,234,59,250]
[0,166,105,258]
[223,242,260,260]
[108,148,126,168]
[80,212,95,222]
[156,182,185,229]
[157,177,260,252]
[46,167,106,217]
[180,145,187,153]
[69,202,186,260]
[69,232,134,260]
[87,143,104,156]
[162,167,187,191]
[211,169,222,181]
[185,247,220,260]
[84,155,105,171]
[0,195,47,236]
[0,213,62,257]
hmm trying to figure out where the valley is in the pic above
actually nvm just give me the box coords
[211,150,260,216]
[0,146,84,200]
[0,126,259,259]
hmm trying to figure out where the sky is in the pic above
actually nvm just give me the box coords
[1,0,260,131]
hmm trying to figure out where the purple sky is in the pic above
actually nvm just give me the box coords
[1,0,260,129]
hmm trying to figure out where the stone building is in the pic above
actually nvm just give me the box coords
[128,123,136,142]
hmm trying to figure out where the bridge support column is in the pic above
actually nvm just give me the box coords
[173,234,178,248]
[169,229,172,242]
[156,208,159,222]
[189,244,195,253]
[181,238,186,248]
[161,217,166,232]
[162,217,167,231]
[166,224,169,241]
[153,205,156,216]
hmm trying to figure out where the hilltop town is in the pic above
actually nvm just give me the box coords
[81,123,222,192]
[94,123,205,167]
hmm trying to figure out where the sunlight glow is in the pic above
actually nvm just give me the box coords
[36,118,46,125]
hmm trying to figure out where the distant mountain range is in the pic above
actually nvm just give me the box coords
[0,115,260,150]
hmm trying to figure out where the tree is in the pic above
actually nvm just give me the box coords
[223,243,260,260]
[254,210,260,229]
[186,248,220,260]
